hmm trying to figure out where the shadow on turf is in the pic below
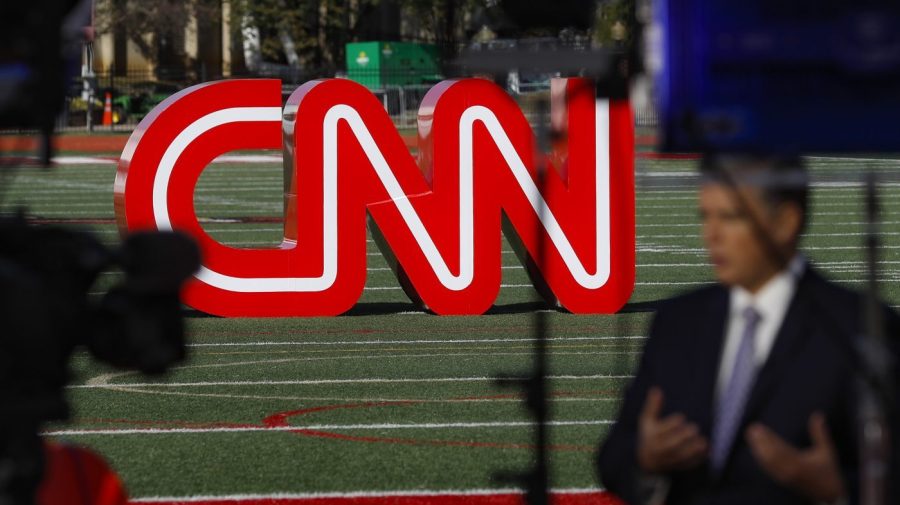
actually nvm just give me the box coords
[341,300,662,316]
[343,301,563,316]
[182,300,663,317]
[620,300,664,313]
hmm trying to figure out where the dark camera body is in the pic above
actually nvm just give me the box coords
[0,214,199,505]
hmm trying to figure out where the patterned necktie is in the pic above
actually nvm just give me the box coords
[711,306,762,472]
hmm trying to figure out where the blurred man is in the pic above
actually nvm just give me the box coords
[597,155,899,504]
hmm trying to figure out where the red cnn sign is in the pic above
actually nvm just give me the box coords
[114,78,634,317]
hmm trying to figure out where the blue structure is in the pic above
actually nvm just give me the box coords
[655,0,900,153]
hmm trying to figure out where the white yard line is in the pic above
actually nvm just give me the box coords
[49,156,116,165]
[45,420,614,437]
[73,355,635,403]
[73,388,622,405]
[79,355,636,392]
[129,487,604,503]
[182,336,647,348]
[70,373,635,389]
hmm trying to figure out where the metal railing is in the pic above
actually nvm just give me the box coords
[371,84,658,130]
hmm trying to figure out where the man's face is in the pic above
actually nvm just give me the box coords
[699,182,782,293]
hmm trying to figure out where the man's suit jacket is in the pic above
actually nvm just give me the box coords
[597,266,900,505]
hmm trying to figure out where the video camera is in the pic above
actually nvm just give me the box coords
[0,215,200,505]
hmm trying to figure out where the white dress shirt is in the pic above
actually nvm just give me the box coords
[715,255,806,399]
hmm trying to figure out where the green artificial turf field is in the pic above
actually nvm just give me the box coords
[3,150,900,501]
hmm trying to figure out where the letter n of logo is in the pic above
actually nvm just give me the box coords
[114,78,634,316]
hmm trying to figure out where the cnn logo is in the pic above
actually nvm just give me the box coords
[114,78,634,317]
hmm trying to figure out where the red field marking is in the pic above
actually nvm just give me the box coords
[3,155,122,165]
[262,397,596,453]
[263,401,419,427]
[0,134,129,153]
[75,392,611,433]
[130,490,624,505]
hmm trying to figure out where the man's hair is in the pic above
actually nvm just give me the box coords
[700,153,810,234]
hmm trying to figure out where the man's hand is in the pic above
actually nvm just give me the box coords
[637,387,709,473]
[745,412,846,503]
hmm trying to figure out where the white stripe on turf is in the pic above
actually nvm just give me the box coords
[69,373,635,389]
[78,355,638,398]
[71,389,624,404]
[45,420,615,437]
[182,336,647,347]
[129,487,604,503]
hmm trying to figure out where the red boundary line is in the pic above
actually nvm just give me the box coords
[130,491,624,505]
[261,400,596,453]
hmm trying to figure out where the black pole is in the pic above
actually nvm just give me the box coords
[528,95,551,505]
[38,127,53,167]
[492,88,552,505]
[858,168,891,505]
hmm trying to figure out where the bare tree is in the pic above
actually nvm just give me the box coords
[229,0,379,72]
[94,0,222,79]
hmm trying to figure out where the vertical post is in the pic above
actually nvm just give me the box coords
[83,40,96,132]
[398,85,406,129]
[527,92,551,505]
[859,168,891,505]
[492,85,552,505]
[110,61,115,130]
[38,128,53,167]
[86,82,94,132]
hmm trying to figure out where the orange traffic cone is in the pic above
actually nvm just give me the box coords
[102,92,113,126]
